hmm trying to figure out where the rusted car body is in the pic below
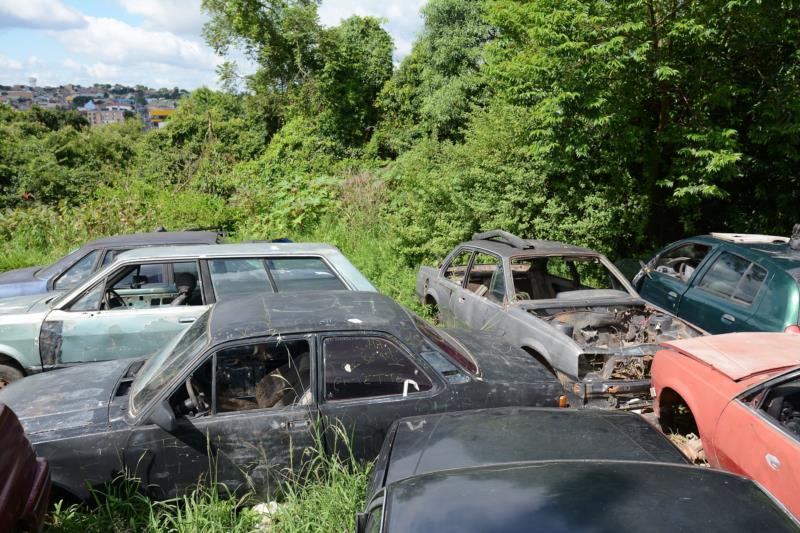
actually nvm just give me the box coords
[652,333,800,517]
[0,291,562,501]
[359,407,799,532]
[0,243,376,387]
[417,230,703,408]
[0,404,50,533]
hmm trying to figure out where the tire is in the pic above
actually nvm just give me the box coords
[0,364,24,390]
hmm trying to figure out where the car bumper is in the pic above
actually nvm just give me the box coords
[22,458,50,533]
[572,378,652,410]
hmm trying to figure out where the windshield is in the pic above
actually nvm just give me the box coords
[130,311,211,415]
[411,314,479,375]
[37,247,83,278]
[510,255,632,300]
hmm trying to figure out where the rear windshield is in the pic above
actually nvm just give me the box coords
[411,314,479,375]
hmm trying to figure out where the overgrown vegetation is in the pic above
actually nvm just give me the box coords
[1,0,798,529]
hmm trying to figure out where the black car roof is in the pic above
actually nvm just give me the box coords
[376,407,686,491]
[86,231,220,248]
[208,291,414,343]
[384,461,797,532]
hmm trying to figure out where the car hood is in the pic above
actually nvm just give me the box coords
[0,266,48,298]
[0,292,54,315]
[0,359,131,438]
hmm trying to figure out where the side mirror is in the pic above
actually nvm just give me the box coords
[638,260,653,280]
[149,400,176,433]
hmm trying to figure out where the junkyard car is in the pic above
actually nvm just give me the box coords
[417,230,703,408]
[0,291,563,501]
[0,230,222,299]
[0,404,50,533]
[0,242,376,387]
[652,333,800,518]
[633,231,800,334]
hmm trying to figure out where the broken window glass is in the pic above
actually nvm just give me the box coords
[323,336,432,401]
[215,339,311,413]
[53,249,100,290]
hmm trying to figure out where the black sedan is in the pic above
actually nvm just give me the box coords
[359,407,799,532]
[0,292,563,501]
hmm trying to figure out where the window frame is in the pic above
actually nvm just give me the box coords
[319,331,440,405]
[739,368,800,444]
[52,248,104,291]
[464,251,507,304]
[440,248,475,289]
[695,251,768,307]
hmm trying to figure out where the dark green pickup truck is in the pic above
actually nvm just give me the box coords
[634,233,800,334]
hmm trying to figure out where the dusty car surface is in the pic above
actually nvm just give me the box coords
[0,230,222,299]
[0,404,50,533]
[652,333,800,518]
[358,461,798,532]
[0,291,562,501]
[417,230,703,408]
[0,242,376,387]
[634,231,800,334]
[365,406,688,499]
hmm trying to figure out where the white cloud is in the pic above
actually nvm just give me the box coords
[318,0,426,60]
[52,16,221,71]
[0,0,85,30]
[117,0,207,35]
[0,54,22,69]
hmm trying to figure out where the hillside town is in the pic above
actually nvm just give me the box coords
[0,82,187,129]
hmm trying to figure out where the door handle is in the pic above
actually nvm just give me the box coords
[721,314,736,324]
[178,317,197,324]
[287,419,309,430]
[667,291,678,300]
[766,453,781,471]
[458,296,466,303]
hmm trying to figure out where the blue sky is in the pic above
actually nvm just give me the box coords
[0,0,426,89]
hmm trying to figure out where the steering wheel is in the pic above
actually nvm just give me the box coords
[185,377,208,413]
[103,289,125,310]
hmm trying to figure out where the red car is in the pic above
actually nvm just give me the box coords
[0,404,50,532]
[652,333,800,517]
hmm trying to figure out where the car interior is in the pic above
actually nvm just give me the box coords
[103,262,203,310]
[170,339,313,418]
[653,244,711,284]
[761,378,800,438]
[510,256,624,301]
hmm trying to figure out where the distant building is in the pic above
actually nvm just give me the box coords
[148,107,174,128]
[83,107,126,127]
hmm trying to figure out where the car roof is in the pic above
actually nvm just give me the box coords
[378,407,686,490]
[662,333,800,381]
[208,291,414,343]
[459,238,598,258]
[116,242,341,262]
[85,231,220,248]
[383,461,798,532]
[684,235,800,274]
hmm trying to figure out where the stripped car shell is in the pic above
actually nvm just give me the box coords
[0,292,562,501]
[417,230,704,408]
[0,243,376,387]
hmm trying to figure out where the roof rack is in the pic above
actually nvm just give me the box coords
[472,230,534,249]
[710,232,789,245]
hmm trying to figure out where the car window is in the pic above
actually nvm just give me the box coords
[53,249,101,290]
[697,252,767,304]
[209,259,274,302]
[466,253,505,303]
[759,375,800,440]
[90,261,202,311]
[365,504,383,533]
[511,255,627,300]
[114,263,164,288]
[265,257,347,292]
[444,250,472,286]
[323,336,433,401]
[654,243,711,284]
[69,282,105,311]
[214,339,311,413]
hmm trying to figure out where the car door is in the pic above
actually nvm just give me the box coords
[317,333,444,462]
[40,260,209,366]
[438,248,474,327]
[637,242,713,313]
[714,373,800,516]
[453,251,507,334]
[125,336,316,499]
[678,251,767,333]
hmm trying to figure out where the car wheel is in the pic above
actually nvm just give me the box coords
[0,364,24,389]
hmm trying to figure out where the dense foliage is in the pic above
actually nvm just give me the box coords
[2,0,799,289]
